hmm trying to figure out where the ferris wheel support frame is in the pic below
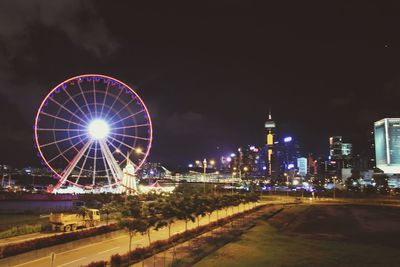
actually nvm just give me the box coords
[51,140,93,192]
[99,139,124,184]
[52,138,126,192]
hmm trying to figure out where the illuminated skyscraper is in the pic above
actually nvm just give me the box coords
[275,135,301,173]
[329,136,343,159]
[297,157,308,176]
[374,118,400,173]
[230,145,264,178]
[264,109,275,176]
[328,136,353,179]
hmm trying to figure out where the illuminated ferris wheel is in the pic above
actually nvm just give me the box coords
[34,74,152,192]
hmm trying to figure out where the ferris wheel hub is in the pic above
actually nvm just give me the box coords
[88,119,110,140]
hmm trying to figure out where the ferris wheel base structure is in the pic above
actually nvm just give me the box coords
[50,156,139,194]
[50,171,138,194]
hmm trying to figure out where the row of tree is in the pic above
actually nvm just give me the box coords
[115,192,259,255]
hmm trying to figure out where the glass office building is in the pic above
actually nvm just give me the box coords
[374,118,400,173]
[297,157,308,176]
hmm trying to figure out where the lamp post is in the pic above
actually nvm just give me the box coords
[284,173,289,197]
[203,158,207,194]
[231,171,236,195]
[333,176,336,199]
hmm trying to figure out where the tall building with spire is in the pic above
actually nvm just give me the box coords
[264,109,276,177]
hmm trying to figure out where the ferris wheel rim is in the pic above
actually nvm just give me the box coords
[34,74,153,187]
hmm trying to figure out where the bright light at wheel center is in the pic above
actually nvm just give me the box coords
[88,119,110,140]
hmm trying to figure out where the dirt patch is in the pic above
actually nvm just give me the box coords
[267,205,309,230]
[351,205,400,233]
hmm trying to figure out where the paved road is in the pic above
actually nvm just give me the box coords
[0,203,268,267]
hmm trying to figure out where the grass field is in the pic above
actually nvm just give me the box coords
[0,214,47,231]
[0,214,50,239]
[194,205,400,267]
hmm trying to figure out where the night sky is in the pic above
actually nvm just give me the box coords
[1,1,400,167]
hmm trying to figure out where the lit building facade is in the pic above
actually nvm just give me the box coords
[328,136,353,177]
[230,145,265,178]
[264,110,275,177]
[341,143,352,157]
[274,136,301,174]
[329,136,343,159]
[329,136,352,160]
[374,118,400,173]
[297,157,308,176]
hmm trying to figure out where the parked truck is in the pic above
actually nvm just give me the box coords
[49,208,101,232]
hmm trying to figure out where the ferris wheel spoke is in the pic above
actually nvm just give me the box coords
[107,136,145,160]
[111,132,150,141]
[75,141,94,185]
[103,87,124,119]
[63,88,91,121]
[108,98,135,122]
[48,97,89,125]
[77,80,93,120]
[36,128,85,132]
[39,133,87,148]
[110,123,150,131]
[100,80,111,116]
[40,111,86,128]
[109,109,145,127]
[104,138,138,168]
[48,136,89,164]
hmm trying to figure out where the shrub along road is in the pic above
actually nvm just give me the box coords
[0,201,275,267]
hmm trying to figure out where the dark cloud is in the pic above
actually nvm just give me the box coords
[0,92,35,165]
[330,95,353,108]
[0,0,118,58]
[165,112,206,135]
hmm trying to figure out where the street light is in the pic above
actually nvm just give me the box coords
[284,173,289,197]
[203,158,207,194]
[115,148,135,165]
[243,166,248,180]
[333,176,337,199]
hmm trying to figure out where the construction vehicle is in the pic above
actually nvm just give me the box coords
[49,208,101,232]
